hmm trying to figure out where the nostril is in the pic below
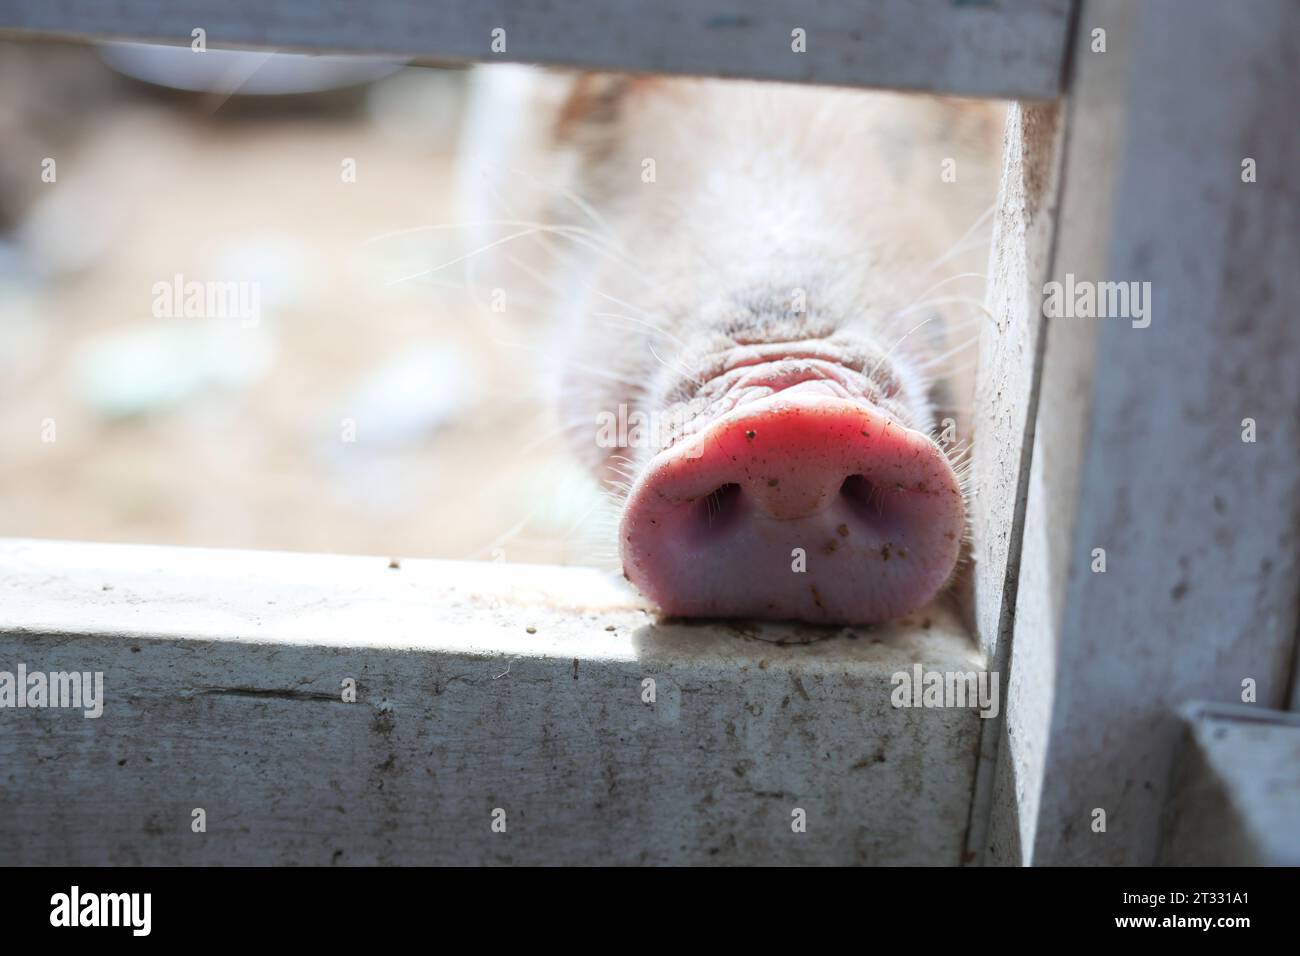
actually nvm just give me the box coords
[839,474,877,509]
[689,483,743,540]
[840,474,905,537]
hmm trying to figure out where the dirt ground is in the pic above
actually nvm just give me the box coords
[0,45,603,566]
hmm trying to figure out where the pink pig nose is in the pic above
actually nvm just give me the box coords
[618,394,965,624]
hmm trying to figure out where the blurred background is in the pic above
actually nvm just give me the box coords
[0,40,602,565]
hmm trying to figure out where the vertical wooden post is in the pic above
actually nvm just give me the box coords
[986,0,1300,865]
[965,99,1066,863]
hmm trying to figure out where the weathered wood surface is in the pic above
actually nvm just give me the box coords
[971,102,1064,666]
[1160,704,1300,866]
[0,538,984,865]
[964,100,1064,862]
[0,0,1074,99]
[986,0,1300,866]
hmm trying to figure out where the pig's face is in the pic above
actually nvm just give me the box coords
[532,75,999,624]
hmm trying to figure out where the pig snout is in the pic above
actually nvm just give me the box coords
[501,76,995,624]
[618,378,964,625]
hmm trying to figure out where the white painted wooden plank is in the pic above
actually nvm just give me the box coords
[971,102,1064,666]
[963,100,1065,863]
[1160,704,1300,866]
[0,0,1074,99]
[986,0,1300,866]
[0,538,984,865]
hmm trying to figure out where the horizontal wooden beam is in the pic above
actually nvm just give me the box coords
[0,0,1073,99]
[0,539,984,864]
